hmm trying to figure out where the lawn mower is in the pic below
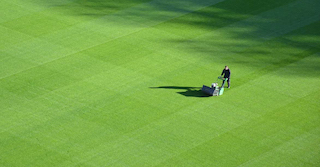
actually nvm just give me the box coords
[201,76,227,96]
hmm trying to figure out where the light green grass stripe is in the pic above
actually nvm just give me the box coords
[2,13,75,37]
[38,0,227,45]
[0,25,34,49]
[157,88,320,166]
[2,0,316,132]
[2,0,309,82]
[0,50,37,79]
[1,0,318,77]
[0,0,154,37]
[0,0,76,23]
[0,1,35,23]
[89,48,320,166]
[0,0,227,81]
[239,127,320,167]
[1,0,320,166]
[250,53,320,96]
[238,94,320,167]
[0,131,75,167]
[36,0,227,50]
[53,54,319,166]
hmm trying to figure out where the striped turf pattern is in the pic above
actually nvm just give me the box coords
[1,0,320,166]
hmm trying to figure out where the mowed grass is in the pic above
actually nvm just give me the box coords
[1,0,320,166]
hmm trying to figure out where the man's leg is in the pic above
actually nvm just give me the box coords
[227,78,230,88]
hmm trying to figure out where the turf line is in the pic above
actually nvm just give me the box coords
[156,93,320,166]
[0,0,228,81]
[1,0,320,166]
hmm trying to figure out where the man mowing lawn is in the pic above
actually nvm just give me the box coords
[221,66,231,88]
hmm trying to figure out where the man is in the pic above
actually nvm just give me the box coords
[221,66,231,88]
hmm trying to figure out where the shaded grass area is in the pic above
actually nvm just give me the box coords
[154,0,298,38]
[1,0,320,166]
[0,0,153,37]
[56,0,153,17]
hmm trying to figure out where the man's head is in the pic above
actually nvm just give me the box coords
[225,66,229,70]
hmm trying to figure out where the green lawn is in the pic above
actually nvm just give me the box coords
[1,0,320,166]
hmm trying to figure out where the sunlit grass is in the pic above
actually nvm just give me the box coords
[1,0,319,166]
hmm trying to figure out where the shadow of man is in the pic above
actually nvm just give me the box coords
[150,86,210,97]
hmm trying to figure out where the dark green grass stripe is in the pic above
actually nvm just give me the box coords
[233,21,320,87]
[154,0,296,38]
[2,0,304,82]
[235,48,320,87]
[157,90,320,166]
[1,0,319,166]
[174,20,320,89]
[1,0,316,102]
[54,0,153,19]
[150,0,320,86]
[240,127,320,166]
[0,1,229,78]
[0,25,33,49]
[192,0,296,28]
[0,0,153,37]
[281,21,320,49]
[0,129,94,166]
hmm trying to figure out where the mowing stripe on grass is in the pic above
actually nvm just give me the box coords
[1,0,320,166]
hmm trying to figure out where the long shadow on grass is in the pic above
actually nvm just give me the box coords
[41,0,320,79]
[150,86,210,97]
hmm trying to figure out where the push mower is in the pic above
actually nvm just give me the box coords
[201,76,227,96]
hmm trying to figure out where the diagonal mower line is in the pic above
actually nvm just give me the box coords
[2,0,319,81]
[0,69,136,118]
[78,74,315,165]
[1,0,318,166]
[234,50,320,88]
[0,83,173,166]
[10,80,318,166]
[1,130,94,166]
[1,0,318,108]
[0,0,152,43]
[160,90,320,166]
[105,0,320,68]
[1,0,150,37]
[2,0,297,80]
[0,25,36,47]
[144,0,320,86]
[236,121,320,167]
[96,24,320,166]
[5,0,312,111]
[0,0,77,24]
[79,100,256,166]
[2,0,316,107]
[0,0,227,81]
[165,0,320,56]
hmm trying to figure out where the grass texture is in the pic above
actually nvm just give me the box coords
[1,0,320,166]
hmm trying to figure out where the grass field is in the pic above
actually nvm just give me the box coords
[1,0,320,166]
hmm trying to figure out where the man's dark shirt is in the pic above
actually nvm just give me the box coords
[221,69,231,78]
